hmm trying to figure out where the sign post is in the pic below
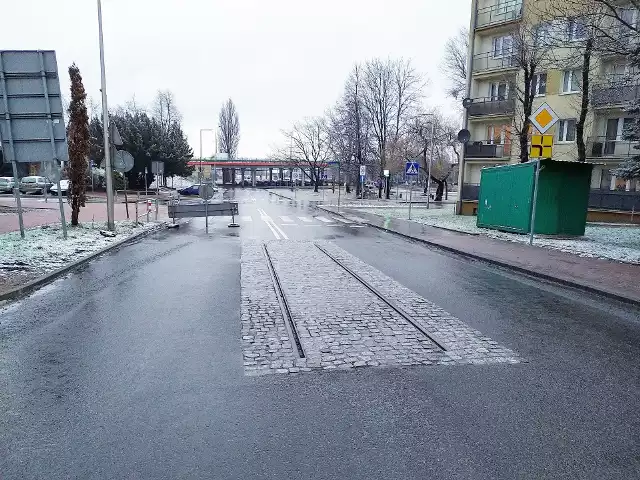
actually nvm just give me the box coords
[405,161,420,220]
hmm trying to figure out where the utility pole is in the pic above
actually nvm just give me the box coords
[97,0,114,231]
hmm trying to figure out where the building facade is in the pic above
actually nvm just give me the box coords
[459,0,640,217]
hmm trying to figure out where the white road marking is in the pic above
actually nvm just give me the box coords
[298,216,312,223]
[263,218,280,239]
[349,225,365,228]
[241,216,253,222]
[280,215,294,223]
[257,208,281,239]
[316,216,333,223]
[332,216,353,224]
[270,220,289,239]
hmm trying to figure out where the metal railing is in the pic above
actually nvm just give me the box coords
[587,136,636,158]
[464,141,512,159]
[468,97,516,117]
[472,51,518,73]
[461,184,481,201]
[592,77,640,108]
[589,190,640,212]
[476,1,523,29]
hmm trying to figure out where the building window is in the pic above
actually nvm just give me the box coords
[492,35,512,58]
[562,69,582,93]
[489,81,509,100]
[534,23,551,46]
[567,18,587,40]
[531,73,547,96]
[557,119,577,142]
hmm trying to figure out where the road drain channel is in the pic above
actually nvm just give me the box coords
[314,243,447,352]
[263,244,306,358]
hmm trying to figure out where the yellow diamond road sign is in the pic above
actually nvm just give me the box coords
[530,102,559,134]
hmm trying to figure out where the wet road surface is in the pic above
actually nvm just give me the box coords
[1,189,639,479]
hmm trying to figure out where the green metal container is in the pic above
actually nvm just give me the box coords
[477,160,593,235]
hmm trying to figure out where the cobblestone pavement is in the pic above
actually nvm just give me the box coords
[241,240,520,376]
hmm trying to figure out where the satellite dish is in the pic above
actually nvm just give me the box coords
[462,97,474,108]
[457,129,471,144]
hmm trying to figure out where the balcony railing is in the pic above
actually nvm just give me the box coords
[464,141,512,159]
[476,1,523,29]
[592,77,640,108]
[587,136,637,158]
[468,96,516,117]
[472,51,518,73]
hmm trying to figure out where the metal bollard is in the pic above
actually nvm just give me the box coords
[146,200,150,223]
[136,192,140,223]
[155,198,159,221]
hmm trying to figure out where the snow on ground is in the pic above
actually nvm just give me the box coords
[0,220,161,281]
[355,206,640,264]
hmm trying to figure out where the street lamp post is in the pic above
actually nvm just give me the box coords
[97,0,115,231]
[426,120,436,209]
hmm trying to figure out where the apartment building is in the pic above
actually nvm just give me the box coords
[459,0,640,217]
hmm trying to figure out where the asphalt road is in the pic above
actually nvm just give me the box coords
[1,188,639,479]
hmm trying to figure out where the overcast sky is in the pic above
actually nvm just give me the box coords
[2,0,470,158]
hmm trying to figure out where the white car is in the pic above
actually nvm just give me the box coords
[50,179,70,195]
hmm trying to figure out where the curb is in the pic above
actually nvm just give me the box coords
[319,206,640,308]
[0,222,166,303]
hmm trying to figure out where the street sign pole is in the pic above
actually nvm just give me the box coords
[97,0,115,231]
[409,179,413,220]
[337,162,341,213]
[529,160,543,246]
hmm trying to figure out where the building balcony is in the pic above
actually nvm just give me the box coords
[592,77,640,108]
[472,51,518,75]
[476,1,522,30]
[468,96,515,118]
[464,141,512,159]
[587,136,636,159]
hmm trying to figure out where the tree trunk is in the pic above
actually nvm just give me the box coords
[430,174,445,201]
[519,67,535,164]
[576,38,593,163]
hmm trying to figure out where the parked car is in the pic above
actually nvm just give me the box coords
[19,176,53,195]
[49,179,70,195]
[0,176,16,193]
[178,184,218,196]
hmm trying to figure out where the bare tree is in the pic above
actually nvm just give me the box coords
[279,117,331,193]
[508,24,554,163]
[152,90,181,133]
[407,112,460,200]
[218,99,240,159]
[441,28,469,100]
[327,65,375,194]
[361,58,424,197]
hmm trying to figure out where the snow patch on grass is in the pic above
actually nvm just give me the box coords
[355,206,640,264]
[0,220,161,278]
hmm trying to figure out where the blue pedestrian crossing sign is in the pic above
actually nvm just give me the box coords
[405,161,420,176]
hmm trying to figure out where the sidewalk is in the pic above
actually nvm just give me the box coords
[0,198,168,234]
[268,187,457,206]
[322,206,640,306]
